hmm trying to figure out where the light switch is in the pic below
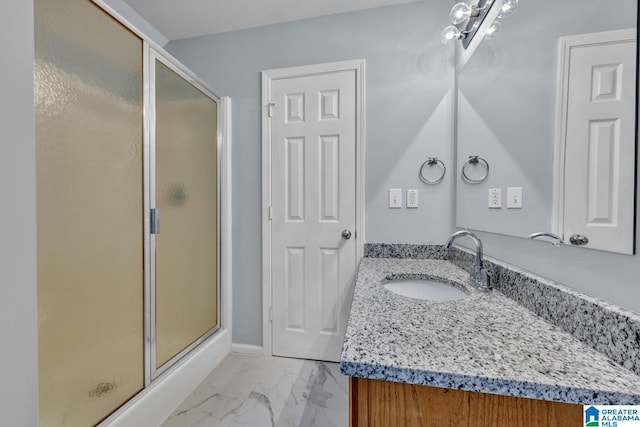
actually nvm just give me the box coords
[488,188,502,209]
[507,187,523,209]
[389,188,402,208]
[406,189,419,208]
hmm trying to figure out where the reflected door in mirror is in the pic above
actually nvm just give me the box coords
[557,30,636,254]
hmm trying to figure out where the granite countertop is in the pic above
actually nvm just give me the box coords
[340,258,640,405]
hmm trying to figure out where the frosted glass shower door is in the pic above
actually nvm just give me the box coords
[152,56,220,371]
[35,0,144,425]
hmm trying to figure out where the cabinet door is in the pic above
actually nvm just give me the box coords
[349,377,582,427]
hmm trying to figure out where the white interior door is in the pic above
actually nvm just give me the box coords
[268,67,358,362]
[561,30,636,254]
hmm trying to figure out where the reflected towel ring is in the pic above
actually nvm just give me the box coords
[461,155,489,184]
[419,157,446,185]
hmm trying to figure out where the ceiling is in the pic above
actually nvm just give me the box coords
[123,0,421,40]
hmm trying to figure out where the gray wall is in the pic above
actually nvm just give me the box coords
[166,1,456,346]
[0,0,38,424]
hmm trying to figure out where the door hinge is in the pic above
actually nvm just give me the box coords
[267,102,275,118]
[268,205,273,220]
[269,307,273,322]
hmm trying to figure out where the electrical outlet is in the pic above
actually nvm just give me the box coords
[389,188,402,208]
[406,189,419,208]
[507,187,523,208]
[488,188,502,209]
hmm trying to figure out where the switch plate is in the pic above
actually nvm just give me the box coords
[406,189,419,208]
[507,187,523,208]
[488,188,502,209]
[389,188,402,208]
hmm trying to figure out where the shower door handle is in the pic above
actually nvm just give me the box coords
[150,208,160,235]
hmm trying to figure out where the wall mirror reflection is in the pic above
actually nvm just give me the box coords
[456,0,638,254]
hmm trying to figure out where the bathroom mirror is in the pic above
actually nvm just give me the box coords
[456,0,637,254]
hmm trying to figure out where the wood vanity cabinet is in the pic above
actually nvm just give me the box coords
[349,377,583,427]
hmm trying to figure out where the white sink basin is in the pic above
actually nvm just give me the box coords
[383,278,467,301]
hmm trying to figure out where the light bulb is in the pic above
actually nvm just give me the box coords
[441,25,462,44]
[478,0,496,11]
[498,0,518,18]
[450,2,474,25]
[468,20,481,33]
[484,20,501,40]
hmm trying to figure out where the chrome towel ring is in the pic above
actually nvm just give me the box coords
[461,155,489,184]
[419,157,446,185]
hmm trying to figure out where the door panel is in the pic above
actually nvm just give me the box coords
[271,70,357,362]
[154,59,219,369]
[563,33,636,254]
[35,0,144,425]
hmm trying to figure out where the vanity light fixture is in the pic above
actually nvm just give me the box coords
[498,0,518,18]
[441,0,496,47]
[484,0,518,41]
[441,0,519,46]
[450,2,480,25]
[483,20,501,40]
[441,25,466,44]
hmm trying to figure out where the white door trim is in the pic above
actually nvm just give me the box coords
[552,28,636,235]
[261,59,365,357]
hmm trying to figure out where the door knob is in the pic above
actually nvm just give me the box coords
[569,234,589,246]
[341,230,352,240]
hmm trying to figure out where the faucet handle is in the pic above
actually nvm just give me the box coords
[470,265,491,292]
[484,267,492,277]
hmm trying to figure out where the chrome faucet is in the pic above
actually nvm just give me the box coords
[445,230,490,291]
[528,232,564,246]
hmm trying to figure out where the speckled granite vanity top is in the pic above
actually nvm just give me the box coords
[340,257,640,405]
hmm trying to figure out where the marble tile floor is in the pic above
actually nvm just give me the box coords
[161,353,349,427]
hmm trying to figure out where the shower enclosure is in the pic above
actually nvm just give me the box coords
[35,0,223,425]
[151,54,220,377]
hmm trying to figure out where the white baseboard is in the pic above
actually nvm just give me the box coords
[231,343,264,355]
[102,330,231,427]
